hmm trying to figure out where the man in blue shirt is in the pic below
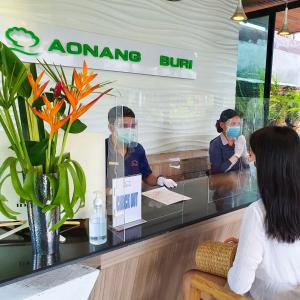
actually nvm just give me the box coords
[106,106,177,191]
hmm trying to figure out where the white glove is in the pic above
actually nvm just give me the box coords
[234,135,246,158]
[157,176,177,188]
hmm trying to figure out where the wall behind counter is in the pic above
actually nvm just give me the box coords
[1,0,239,154]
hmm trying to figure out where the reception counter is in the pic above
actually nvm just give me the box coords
[0,171,258,299]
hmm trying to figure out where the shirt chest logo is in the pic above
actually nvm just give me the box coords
[131,160,139,167]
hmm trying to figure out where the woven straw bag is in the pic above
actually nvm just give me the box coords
[195,241,237,278]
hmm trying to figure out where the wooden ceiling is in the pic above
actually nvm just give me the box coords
[243,0,300,33]
[275,7,300,33]
[244,0,298,13]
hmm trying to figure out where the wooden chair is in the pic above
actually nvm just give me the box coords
[183,270,248,300]
[183,241,249,300]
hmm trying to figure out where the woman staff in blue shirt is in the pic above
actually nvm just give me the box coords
[209,109,249,174]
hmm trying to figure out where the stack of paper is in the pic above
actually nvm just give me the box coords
[142,187,191,205]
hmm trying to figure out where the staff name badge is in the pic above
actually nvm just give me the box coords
[112,174,146,231]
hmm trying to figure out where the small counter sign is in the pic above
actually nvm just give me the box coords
[0,16,197,79]
[112,175,145,230]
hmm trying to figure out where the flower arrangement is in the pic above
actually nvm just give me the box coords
[0,42,112,231]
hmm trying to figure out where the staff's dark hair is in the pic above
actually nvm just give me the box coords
[215,109,239,133]
[250,126,300,243]
[108,106,135,125]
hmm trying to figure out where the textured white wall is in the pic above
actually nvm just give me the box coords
[1,0,239,154]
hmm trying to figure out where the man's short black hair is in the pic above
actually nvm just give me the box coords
[108,106,135,125]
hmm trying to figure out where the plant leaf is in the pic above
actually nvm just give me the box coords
[52,164,73,218]
[50,214,68,231]
[0,157,15,177]
[62,119,87,134]
[37,59,60,83]
[55,152,70,165]
[0,195,18,219]
[60,65,68,85]
[25,139,48,166]
[23,169,45,207]
[71,160,86,195]
[47,173,58,199]
[0,174,10,192]
[0,42,31,99]
[65,162,84,210]
[9,158,31,200]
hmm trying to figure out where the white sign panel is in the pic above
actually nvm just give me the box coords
[0,16,197,79]
[112,175,142,228]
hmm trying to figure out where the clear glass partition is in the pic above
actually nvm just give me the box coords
[82,92,263,242]
[235,16,269,100]
[235,15,269,135]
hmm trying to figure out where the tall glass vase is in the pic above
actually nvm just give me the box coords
[27,174,60,256]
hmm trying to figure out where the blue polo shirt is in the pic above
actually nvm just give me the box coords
[209,134,248,174]
[105,137,152,188]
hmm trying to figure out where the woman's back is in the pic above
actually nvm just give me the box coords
[226,126,300,299]
[228,200,300,300]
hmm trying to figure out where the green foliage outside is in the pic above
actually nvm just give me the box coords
[269,76,300,125]
[236,67,300,127]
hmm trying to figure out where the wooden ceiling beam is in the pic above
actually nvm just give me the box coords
[242,0,300,33]
[244,0,299,13]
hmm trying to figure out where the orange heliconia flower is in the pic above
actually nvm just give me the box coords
[27,71,49,102]
[31,95,70,138]
[70,88,112,121]
[73,61,97,92]
[62,61,112,122]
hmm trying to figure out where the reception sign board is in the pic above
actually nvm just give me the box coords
[0,16,197,79]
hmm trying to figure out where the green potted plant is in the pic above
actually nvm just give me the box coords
[0,42,112,255]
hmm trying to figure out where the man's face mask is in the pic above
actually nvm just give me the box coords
[117,128,137,145]
[115,118,138,146]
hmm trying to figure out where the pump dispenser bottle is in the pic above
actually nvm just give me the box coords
[89,191,107,245]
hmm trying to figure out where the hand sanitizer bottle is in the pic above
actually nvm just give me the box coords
[89,191,107,245]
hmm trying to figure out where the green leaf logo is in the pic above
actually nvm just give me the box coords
[5,26,40,56]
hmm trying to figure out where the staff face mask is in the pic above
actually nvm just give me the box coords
[117,128,137,145]
[226,126,241,138]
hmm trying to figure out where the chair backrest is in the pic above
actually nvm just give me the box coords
[195,241,237,278]
[183,270,248,300]
[191,275,248,300]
